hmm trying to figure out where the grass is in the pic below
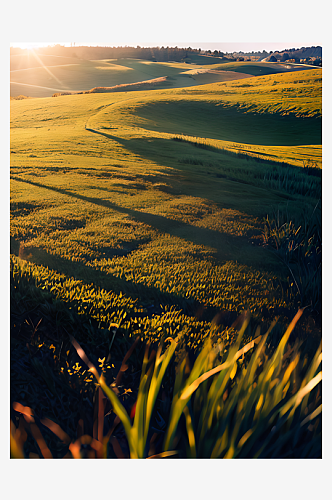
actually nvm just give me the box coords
[262,203,322,315]
[11,57,252,98]
[10,69,322,324]
[131,100,321,145]
[11,54,320,98]
[205,61,309,76]
[10,61,322,458]
[11,305,322,458]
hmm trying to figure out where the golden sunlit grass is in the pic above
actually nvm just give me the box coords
[10,67,321,333]
[10,59,321,458]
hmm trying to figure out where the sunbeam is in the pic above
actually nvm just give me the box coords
[30,48,67,88]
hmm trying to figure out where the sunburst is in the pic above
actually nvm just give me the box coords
[28,48,66,88]
[11,44,68,89]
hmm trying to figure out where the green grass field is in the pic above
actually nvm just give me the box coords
[11,66,321,328]
[11,53,319,98]
[10,62,322,458]
[10,56,251,97]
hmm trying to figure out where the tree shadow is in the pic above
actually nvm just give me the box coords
[85,127,295,214]
[11,175,279,272]
[10,235,221,322]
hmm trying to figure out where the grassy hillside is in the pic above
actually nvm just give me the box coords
[10,63,322,458]
[11,52,319,98]
[86,69,321,166]
[10,57,252,98]
[10,53,81,71]
[11,68,321,327]
[205,61,306,76]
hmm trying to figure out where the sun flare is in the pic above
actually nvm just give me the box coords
[11,42,69,51]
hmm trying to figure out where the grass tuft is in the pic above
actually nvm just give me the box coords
[11,310,321,458]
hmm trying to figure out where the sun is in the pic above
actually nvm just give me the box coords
[10,42,68,51]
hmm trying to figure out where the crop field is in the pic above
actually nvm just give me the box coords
[10,60,322,458]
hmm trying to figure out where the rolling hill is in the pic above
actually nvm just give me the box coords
[11,68,321,328]
[11,46,320,98]
[10,57,322,458]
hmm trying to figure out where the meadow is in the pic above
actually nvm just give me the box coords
[10,55,252,97]
[10,59,322,458]
[11,52,317,97]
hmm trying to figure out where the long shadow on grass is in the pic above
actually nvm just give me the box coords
[85,128,297,212]
[125,101,322,146]
[11,175,279,272]
[85,129,321,223]
[10,235,227,323]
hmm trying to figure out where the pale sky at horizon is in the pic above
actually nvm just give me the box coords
[10,41,319,53]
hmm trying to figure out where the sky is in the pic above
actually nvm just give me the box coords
[10,41,317,53]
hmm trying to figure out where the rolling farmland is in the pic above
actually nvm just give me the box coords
[10,53,322,458]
